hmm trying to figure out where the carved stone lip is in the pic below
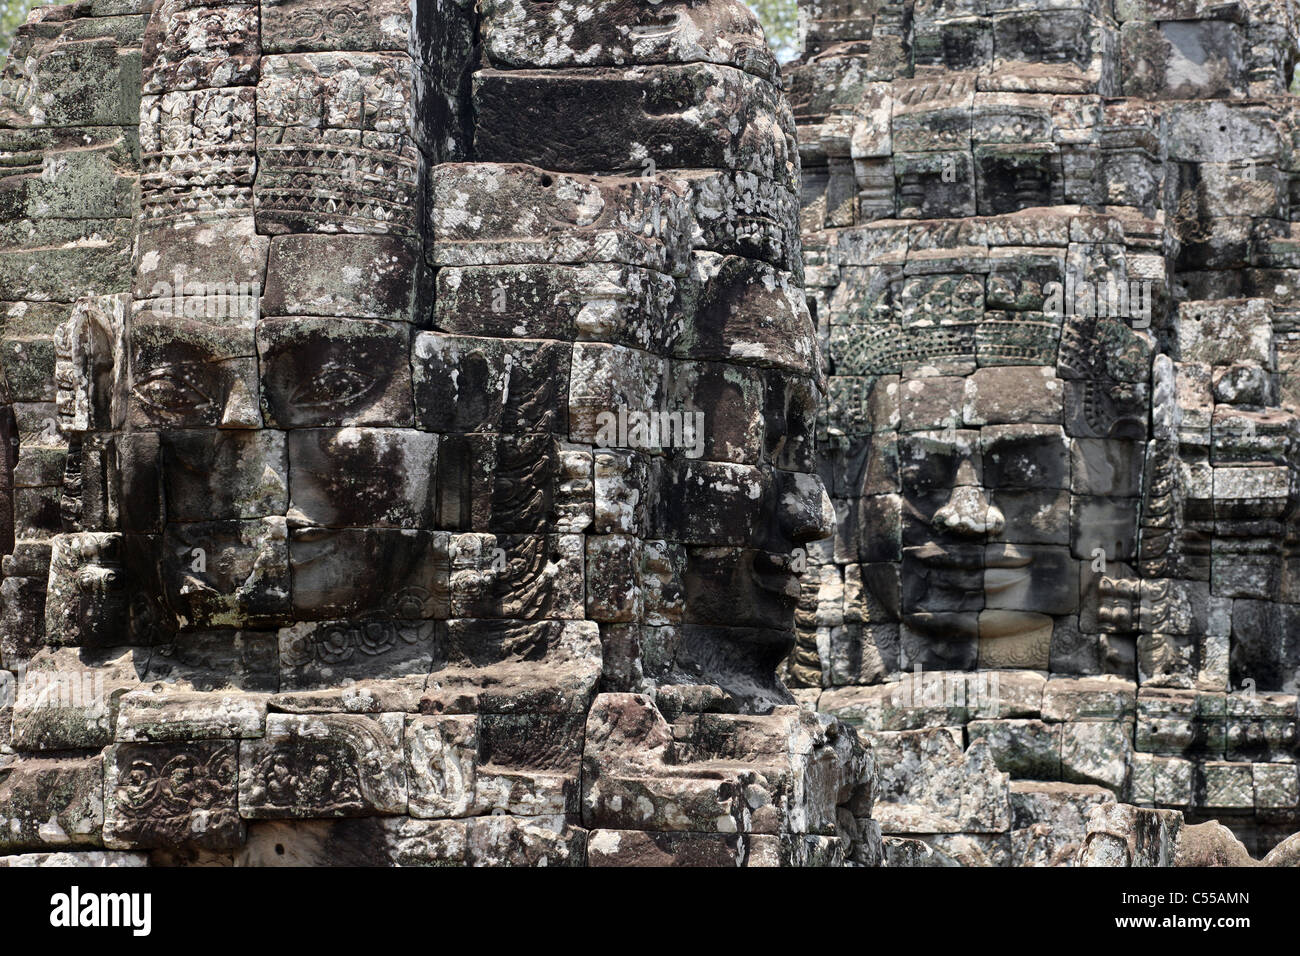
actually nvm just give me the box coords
[902,610,979,640]
[911,541,1035,598]
[985,544,1034,568]
[982,543,1034,593]
[751,550,801,599]
[628,17,681,40]
[910,541,984,569]
[287,525,339,564]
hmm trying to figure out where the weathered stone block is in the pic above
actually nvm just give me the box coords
[1061,719,1133,794]
[968,718,1062,778]
[0,756,104,852]
[868,727,1010,833]
[1199,761,1254,809]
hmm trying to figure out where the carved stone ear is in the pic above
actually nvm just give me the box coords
[54,294,128,435]
[44,531,127,648]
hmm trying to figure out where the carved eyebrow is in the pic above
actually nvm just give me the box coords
[904,437,976,457]
[984,434,1064,453]
[134,367,213,392]
[132,354,249,385]
[137,360,223,376]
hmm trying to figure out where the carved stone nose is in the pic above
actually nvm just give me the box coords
[779,471,835,543]
[220,375,261,429]
[932,485,1005,537]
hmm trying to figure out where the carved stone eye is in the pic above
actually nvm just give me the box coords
[288,364,379,410]
[133,370,215,415]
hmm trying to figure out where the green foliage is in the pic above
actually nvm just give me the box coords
[1,0,76,63]
[745,0,800,64]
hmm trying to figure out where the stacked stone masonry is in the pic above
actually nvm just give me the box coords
[0,0,1298,867]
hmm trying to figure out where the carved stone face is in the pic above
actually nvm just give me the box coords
[898,413,1081,667]
[45,0,831,715]
[426,162,832,708]
[669,347,833,699]
[825,215,1156,675]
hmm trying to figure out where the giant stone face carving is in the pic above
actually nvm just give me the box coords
[0,0,877,866]
[791,0,1300,862]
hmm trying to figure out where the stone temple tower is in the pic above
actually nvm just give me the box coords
[0,0,884,866]
[786,0,1300,862]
